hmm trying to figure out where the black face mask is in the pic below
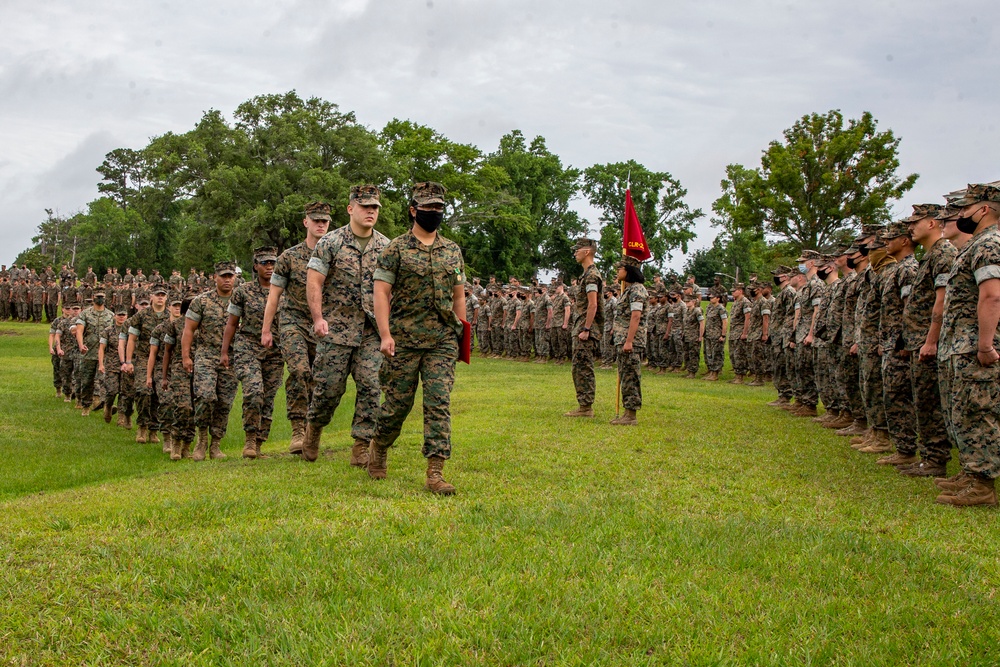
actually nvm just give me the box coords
[816,269,831,281]
[772,276,781,287]
[846,257,857,269]
[956,210,981,235]
[94,297,105,306]
[859,245,870,257]
[414,209,444,232]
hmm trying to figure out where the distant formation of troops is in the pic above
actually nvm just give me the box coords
[18,180,1000,506]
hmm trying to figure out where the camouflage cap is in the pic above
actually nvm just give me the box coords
[617,255,642,269]
[572,237,598,251]
[304,201,333,221]
[169,295,183,306]
[797,249,823,262]
[770,265,793,276]
[215,261,237,276]
[880,221,910,240]
[150,284,168,295]
[935,206,962,221]
[903,203,943,223]
[350,184,382,207]
[114,306,128,315]
[732,282,745,291]
[137,298,150,306]
[948,181,1000,207]
[854,225,885,243]
[845,246,861,255]
[93,290,106,297]
[253,246,278,263]
[411,181,447,206]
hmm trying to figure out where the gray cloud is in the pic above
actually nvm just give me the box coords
[1,0,997,266]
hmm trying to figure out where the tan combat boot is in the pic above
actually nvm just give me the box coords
[169,436,182,461]
[935,472,971,492]
[610,409,638,425]
[116,413,126,428]
[425,456,456,495]
[81,407,90,417]
[289,419,306,455]
[767,396,789,406]
[836,419,867,437]
[563,405,594,418]
[209,436,226,460]
[350,439,370,468]
[748,375,765,387]
[824,411,854,429]
[301,423,322,462]
[135,426,148,444]
[192,428,209,461]
[850,429,873,447]
[104,403,114,423]
[729,374,744,385]
[859,430,893,453]
[367,441,389,480]
[876,452,918,466]
[793,404,818,418]
[242,432,257,459]
[936,476,997,507]
[180,440,192,459]
[255,440,267,459]
[160,432,171,454]
[123,414,132,430]
[149,430,160,444]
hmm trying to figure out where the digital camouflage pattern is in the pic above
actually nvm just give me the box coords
[902,238,957,351]
[161,316,195,443]
[127,307,169,429]
[703,302,727,373]
[229,280,284,440]
[612,283,648,347]
[187,289,237,439]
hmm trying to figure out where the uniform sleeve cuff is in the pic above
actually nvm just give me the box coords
[226,304,243,317]
[974,265,1000,284]
[163,335,176,345]
[586,284,598,293]
[270,274,289,289]
[934,274,949,288]
[128,326,141,336]
[186,311,202,323]
[630,302,644,311]
[307,257,330,276]
[373,268,396,285]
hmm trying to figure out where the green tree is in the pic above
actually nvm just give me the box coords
[582,160,702,276]
[738,110,917,250]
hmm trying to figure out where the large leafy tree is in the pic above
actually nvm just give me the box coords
[582,160,702,276]
[738,110,917,250]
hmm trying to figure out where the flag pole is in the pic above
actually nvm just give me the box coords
[616,172,630,418]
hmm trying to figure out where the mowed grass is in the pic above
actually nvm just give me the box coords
[2,322,1000,665]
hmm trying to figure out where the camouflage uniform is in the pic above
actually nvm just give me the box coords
[879,250,918,455]
[162,316,195,444]
[30,282,44,323]
[305,223,389,441]
[792,275,824,408]
[747,294,770,377]
[518,293,533,358]
[939,224,1000,479]
[613,282,648,410]
[682,301,704,374]
[272,243,319,422]
[817,275,846,413]
[229,278,285,443]
[703,302,728,373]
[571,263,604,407]
[856,260,892,433]
[187,288,237,440]
[666,298,685,369]
[127,305,169,430]
[100,320,131,418]
[602,293,617,366]
[45,282,59,322]
[491,294,507,356]
[74,305,115,408]
[533,291,552,359]
[771,282,796,399]
[477,298,491,355]
[903,237,957,464]
[371,228,466,459]
[466,292,480,350]
[149,319,173,435]
[504,296,519,358]
[728,294,751,377]
[839,270,865,420]
[549,291,571,361]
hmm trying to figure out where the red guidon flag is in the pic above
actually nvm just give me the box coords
[622,189,652,261]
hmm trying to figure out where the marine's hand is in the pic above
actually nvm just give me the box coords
[380,336,396,357]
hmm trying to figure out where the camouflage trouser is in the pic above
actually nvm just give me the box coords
[372,338,458,459]
[490,327,505,355]
[58,354,78,397]
[550,327,570,360]
[51,353,60,389]
[815,344,840,411]
[671,335,685,368]
[535,328,550,359]
[193,353,238,439]
[729,338,748,376]
[169,367,195,443]
[704,338,724,372]
[106,367,134,416]
[33,304,42,323]
[793,343,817,407]
[78,359,100,407]
[602,330,616,366]
[882,351,917,455]
[520,328,533,357]
[839,348,864,418]
[571,335,599,407]
[685,340,701,374]
[772,342,793,399]
[748,339,766,377]
[308,328,381,442]
[0,299,7,320]
[940,353,1000,479]
[910,354,951,464]
[234,335,284,441]
[132,362,161,430]
[477,325,491,354]
[506,328,520,358]
[859,348,887,430]
[616,346,643,410]
[17,302,27,320]
[278,318,317,422]
[46,303,57,323]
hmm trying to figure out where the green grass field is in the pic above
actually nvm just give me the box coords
[2,322,1000,665]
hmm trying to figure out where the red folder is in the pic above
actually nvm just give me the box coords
[460,319,472,364]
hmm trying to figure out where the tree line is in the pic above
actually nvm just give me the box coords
[15,94,916,284]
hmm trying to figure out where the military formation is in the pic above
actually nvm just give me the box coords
[17,179,1000,507]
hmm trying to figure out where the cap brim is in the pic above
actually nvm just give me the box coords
[354,199,382,208]
[255,256,278,263]
[307,214,333,222]
[415,197,447,206]
[217,270,236,276]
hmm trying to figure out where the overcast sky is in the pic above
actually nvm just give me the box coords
[1,0,997,269]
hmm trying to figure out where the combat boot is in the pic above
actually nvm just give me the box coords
[850,429,874,448]
[563,405,594,417]
[81,407,90,417]
[289,419,306,455]
[812,410,835,424]
[824,411,854,429]
[169,437,182,461]
[685,371,696,379]
[898,460,948,478]
[160,432,171,454]
[792,404,818,417]
[729,374,744,385]
[935,472,971,492]
[767,397,789,407]
[368,441,389,480]
[242,432,257,459]
[836,419,867,437]
[936,476,997,507]
[74,400,83,410]
[149,430,160,444]
[180,441,192,459]
[425,456,456,495]
[103,402,114,423]
[135,426,148,444]
[116,413,126,428]
[610,409,638,425]
[301,423,322,462]
[350,439,369,468]
[859,430,892,453]
[91,398,102,411]
[123,414,132,430]
[705,371,719,381]
[192,428,209,461]
[55,388,62,398]
[748,375,765,387]
[209,436,226,460]
[875,452,918,467]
